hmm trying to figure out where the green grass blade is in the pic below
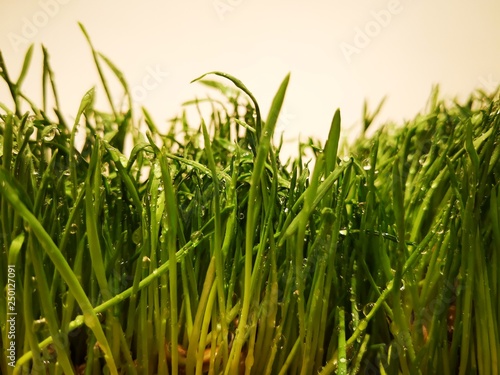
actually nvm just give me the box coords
[191,71,262,139]
[227,73,290,373]
[324,108,341,176]
[0,169,119,375]
[78,23,118,118]
[15,44,34,90]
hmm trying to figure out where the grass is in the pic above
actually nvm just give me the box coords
[0,26,499,374]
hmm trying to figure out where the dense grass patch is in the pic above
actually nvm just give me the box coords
[1,31,499,374]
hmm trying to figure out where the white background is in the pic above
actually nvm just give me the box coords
[1,0,499,157]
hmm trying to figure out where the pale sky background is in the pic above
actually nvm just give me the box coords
[1,0,499,158]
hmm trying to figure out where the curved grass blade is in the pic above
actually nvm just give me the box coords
[16,44,34,91]
[227,72,290,374]
[191,71,262,139]
[0,169,119,375]
[70,87,94,199]
[78,23,118,118]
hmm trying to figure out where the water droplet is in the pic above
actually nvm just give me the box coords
[42,126,59,142]
[439,263,445,275]
[132,227,142,245]
[70,223,78,234]
[190,231,203,244]
[363,303,374,317]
